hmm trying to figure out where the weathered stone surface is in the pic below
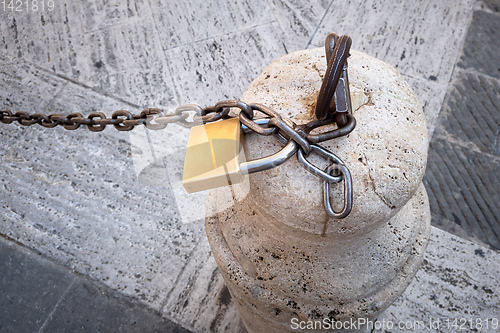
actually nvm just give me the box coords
[164,22,288,106]
[207,184,430,332]
[0,62,203,310]
[240,47,428,238]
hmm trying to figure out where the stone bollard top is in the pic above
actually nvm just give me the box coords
[240,48,429,239]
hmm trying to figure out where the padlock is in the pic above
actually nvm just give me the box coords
[182,117,298,193]
[182,117,244,193]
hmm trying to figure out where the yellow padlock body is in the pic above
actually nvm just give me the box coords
[182,117,244,193]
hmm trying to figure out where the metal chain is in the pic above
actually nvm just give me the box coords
[0,100,351,146]
[0,32,355,219]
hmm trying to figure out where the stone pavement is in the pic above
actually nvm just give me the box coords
[0,235,191,333]
[423,6,500,250]
[0,0,498,332]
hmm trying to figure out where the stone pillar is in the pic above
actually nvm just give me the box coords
[205,48,431,332]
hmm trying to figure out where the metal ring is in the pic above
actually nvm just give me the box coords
[239,103,282,136]
[63,112,84,132]
[31,113,50,125]
[40,116,60,128]
[250,103,281,118]
[87,112,107,132]
[0,110,15,124]
[306,114,356,144]
[112,110,134,131]
[176,104,203,116]
[297,144,344,183]
[200,106,230,123]
[155,113,189,124]
[241,118,270,133]
[18,114,42,126]
[239,112,278,136]
[268,117,311,155]
[241,118,297,173]
[144,110,168,130]
[15,111,33,126]
[324,164,352,219]
[242,118,290,147]
[214,100,253,119]
[175,104,206,127]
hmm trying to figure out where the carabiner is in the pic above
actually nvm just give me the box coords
[314,34,352,120]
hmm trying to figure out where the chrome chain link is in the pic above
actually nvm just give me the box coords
[0,33,355,219]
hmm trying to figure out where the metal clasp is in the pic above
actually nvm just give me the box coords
[314,34,352,121]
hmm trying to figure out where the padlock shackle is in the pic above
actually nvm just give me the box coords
[240,139,298,174]
[241,117,299,174]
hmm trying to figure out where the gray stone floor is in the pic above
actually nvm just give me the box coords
[424,5,500,250]
[0,235,191,333]
[0,0,499,332]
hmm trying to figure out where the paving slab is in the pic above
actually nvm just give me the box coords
[458,10,500,79]
[482,0,500,11]
[0,60,66,111]
[0,2,83,75]
[265,0,332,52]
[424,9,500,250]
[424,137,500,249]
[160,235,246,333]
[437,69,500,155]
[0,236,192,333]
[0,236,75,333]
[0,2,177,108]
[149,0,274,50]
[165,22,288,105]
[41,276,191,333]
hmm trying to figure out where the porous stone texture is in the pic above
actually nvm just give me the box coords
[205,48,431,332]
[240,48,428,239]
[207,185,430,333]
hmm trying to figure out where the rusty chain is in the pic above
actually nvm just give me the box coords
[0,100,353,154]
[0,32,355,218]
